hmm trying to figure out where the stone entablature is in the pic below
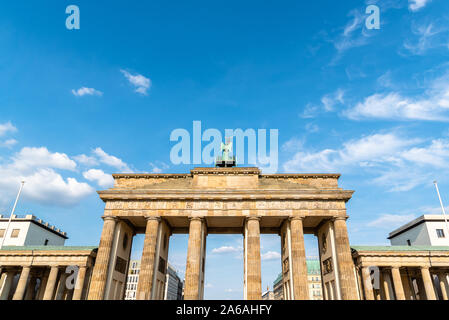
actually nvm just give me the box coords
[0,246,97,267]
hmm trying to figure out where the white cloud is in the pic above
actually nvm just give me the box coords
[120,70,151,95]
[305,123,319,133]
[283,131,449,192]
[205,283,213,288]
[367,214,417,228]
[211,246,241,254]
[18,169,94,206]
[71,87,103,97]
[83,169,114,188]
[74,154,99,166]
[0,139,18,148]
[0,165,93,207]
[403,23,446,55]
[93,148,133,173]
[322,89,345,112]
[0,122,17,137]
[283,133,418,172]
[261,251,281,261]
[345,71,449,121]
[149,161,169,173]
[409,0,431,11]
[301,89,345,118]
[11,147,77,172]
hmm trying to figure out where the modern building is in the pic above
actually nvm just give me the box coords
[125,260,140,300]
[272,260,323,300]
[0,214,67,247]
[164,263,183,300]
[307,260,323,300]
[273,273,283,300]
[388,215,449,246]
[262,286,274,300]
[124,260,183,300]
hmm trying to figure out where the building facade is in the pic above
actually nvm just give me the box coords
[272,260,323,300]
[125,259,183,300]
[352,246,449,300]
[0,214,67,247]
[164,263,183,300]
[88,167,358,300]
[125,260,140,300]
[0,246,96,300]
[389,215,449,246]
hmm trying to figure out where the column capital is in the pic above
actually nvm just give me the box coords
[189,216,204,222]
[332,216,349,222]
[145,216,161,222]
[420,265,430,270]
[246,216,261,222]
[102,215,118,222]
[289,216,305,222]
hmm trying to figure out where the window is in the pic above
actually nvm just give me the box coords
[11,229,20,238]
[44,239,49,246]
[436,229,445,238]
[0,229,5,238]
[407,239,411,246]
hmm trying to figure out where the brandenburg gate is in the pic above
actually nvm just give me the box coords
[87,167,359,300]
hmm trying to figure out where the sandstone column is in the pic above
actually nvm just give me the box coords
[361,267,374,300]
[12,266,31,300]
[391,267,405,300]
[43,266,60,300]
[37,271,49,300]
[24,275,37,300]
[73,266,87,300]
[184,217,204,300]
[333,217,358,300]
[381,269,391,300]
[438,272,448,300]
[290,217,309,300]
[0,271,15,300]
[136,217,160,300]
[55,272,69,300]
[245,217,262,300]
[420,267,436,300]
[88,216,118,300]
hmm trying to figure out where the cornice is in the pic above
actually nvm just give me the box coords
[97,189,354,201]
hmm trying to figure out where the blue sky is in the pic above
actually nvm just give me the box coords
[1,0,449,299]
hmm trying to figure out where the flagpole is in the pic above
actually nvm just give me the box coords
[0,181,25,250]
[433,181,449,241]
